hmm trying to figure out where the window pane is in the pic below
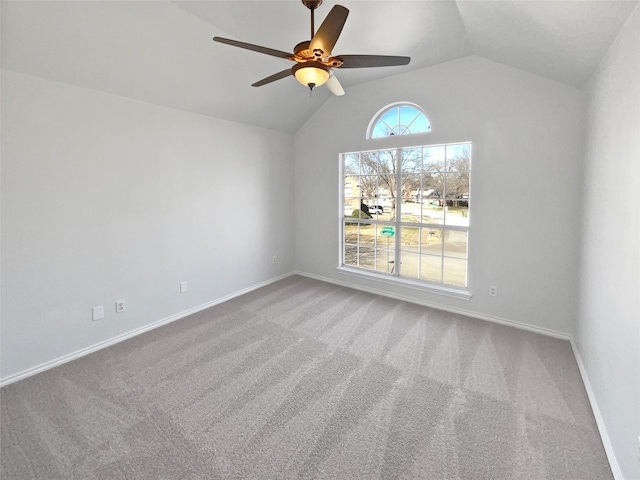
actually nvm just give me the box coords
[443,257,467,287]
[378,150,396,172]
[446,143,471,172]
[381,107,399,128]
[371,122,390,138]
[344,174,360,199]
[344,203,356,217]
[444,207,469,227]
[421,171,444,193]
[410,113,431,133]
[372,201,387,216]
[420,254,442,283]
[344,222,359,245]
[360,152,379,174]
[344,153,360,175]
[402,148,421,170]
[401,148,421,203]
[421,227,443,255]
[359,175,378,203]
[344,244,357,267]
[444,171,469,227]
[445,171,469,200]
[424,145,445,171]
[376,224,396,247]
[344,182,353,199]
[374,181,390,204]
[444,229,468,259]
[376,248,394,273]
[344,174,360,216]
[401,226,420,251]
[359,247,376,270]
[400,251,419,278]
[421,203,444,225]
[356,224,374,247]
[420,170,444,224]
[377,151,397,218]
[401,202,422,223]
[344,201,361,217]
[399,105,419,126]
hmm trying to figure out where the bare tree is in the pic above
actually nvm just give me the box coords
[445,146,470,205]
[345,145,469,217]
[420,145,470,206]
[358,149,423,219]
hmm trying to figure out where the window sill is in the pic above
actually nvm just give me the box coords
[337,266,472,300]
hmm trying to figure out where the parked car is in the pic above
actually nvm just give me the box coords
[368,205,384,214]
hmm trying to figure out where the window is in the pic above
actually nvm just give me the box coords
[368,103,431,139]
[340,143,471,289]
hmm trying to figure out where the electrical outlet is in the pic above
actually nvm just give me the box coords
[92,306,104,321]
[272,255,277,264]
[489,285,498,297]
[116,300,125,313]
[180,281,188,293]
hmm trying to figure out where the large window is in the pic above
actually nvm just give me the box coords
[341,143,471,289]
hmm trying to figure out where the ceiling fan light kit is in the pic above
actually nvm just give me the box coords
[293,62,330,90]
[212,0,411,96]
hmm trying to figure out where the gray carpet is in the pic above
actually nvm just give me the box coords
[1,275,612,479]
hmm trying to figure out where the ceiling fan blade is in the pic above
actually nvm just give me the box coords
[337,55,411,68]
[309,5,349,57]
[325,74,345,96]
[213,37,292,60]
[251,69,292,87]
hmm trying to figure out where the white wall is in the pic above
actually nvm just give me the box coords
[577,6,640,480]
[1,70,295,381]
[294,55,584,336]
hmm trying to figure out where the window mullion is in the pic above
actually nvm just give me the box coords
[394,148,402,276]
[405,112,420,132]
[440,145,448,282]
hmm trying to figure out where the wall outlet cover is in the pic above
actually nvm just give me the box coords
[116,300,125,313]
[92,306,104,321]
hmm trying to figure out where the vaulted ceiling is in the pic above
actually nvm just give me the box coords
[2,1,637,134]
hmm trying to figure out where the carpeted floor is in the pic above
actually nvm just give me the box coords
[1,275,612,479]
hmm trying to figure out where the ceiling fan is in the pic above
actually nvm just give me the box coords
[212,0,411,96]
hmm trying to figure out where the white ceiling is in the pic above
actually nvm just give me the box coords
[2,0,637,134]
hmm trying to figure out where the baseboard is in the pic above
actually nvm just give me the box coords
[294,270,571,341]
[570,339,624,480]
[0,272,295,388]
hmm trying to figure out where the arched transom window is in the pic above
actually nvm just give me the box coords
[368,103,431,139]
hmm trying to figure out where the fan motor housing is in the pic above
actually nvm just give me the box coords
[294,41,311,57]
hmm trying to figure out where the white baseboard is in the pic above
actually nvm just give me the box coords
[570,339,624,480]
[295,270,571,341]
[0,272,295,388]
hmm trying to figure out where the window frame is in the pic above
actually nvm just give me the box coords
[339,142,472,299]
